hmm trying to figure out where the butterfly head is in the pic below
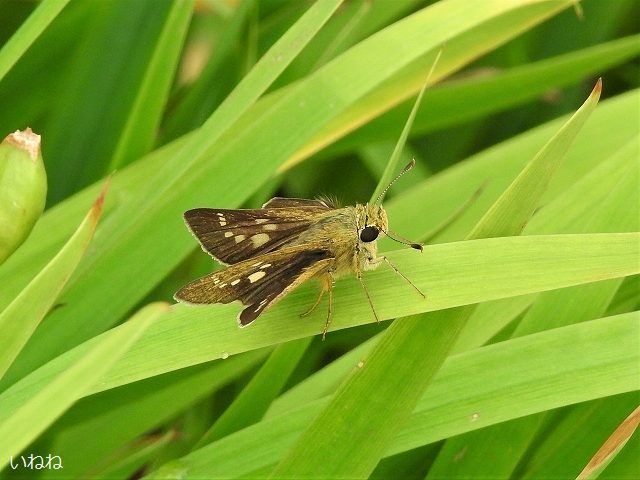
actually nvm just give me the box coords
[359,159,424,252]
[359,204,388,245]
[359,202,422,252]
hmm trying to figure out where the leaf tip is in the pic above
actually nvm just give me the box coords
[4,127,41,160]
[91,176,112,221]
[591,77,602,100]
[156,301,172,313]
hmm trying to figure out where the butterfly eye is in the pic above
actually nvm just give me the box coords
[360,226,379,243]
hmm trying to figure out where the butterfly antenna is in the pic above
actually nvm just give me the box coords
[382,229,423,251]
[374,159,416,205]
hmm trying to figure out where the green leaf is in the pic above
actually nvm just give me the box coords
[270,307,468,479]
[0,181,106,380]
[0,0,343,388]
[90,429,178,480]
[108,0,194,169]
[42,0,177,202]
[453,135,638,352]
[0,128,46,264]
[369,49,440,203]
[0,0,637,474]
[322,34,640,157]
[0,0,71,82]
[576,406,640,480]
[46,350,268,480]
[195,338,311,449]
[598,427,640,480]
[136,0,344,198]
[139,311,640,478]
[421,78,609,480]
[149,341,312,476]
[517,394,639,480]
[95,232,640,395]
[469,78,601,239]
[267,336,378,419]
[427,134,638,480]
[381,91,638,247]
[426,415,544,480]
[0,233,635,420]
[0,0,579,390]
[0,302,164,470]
[267,138,638,413]
[0,3,95,138]
[162,0,256,141]
[281,0,584,170]
[269,74,602,480]
[271,0,424,90]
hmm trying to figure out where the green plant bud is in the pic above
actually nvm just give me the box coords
[0,128,47,264]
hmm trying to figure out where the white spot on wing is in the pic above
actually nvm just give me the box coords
[263,224,277,231]
[224,231,233,238]
[260,263,271,269]
[220,221,227,226]
[251,233,270,248]
[231,279,241,286]
[248,271,266,283]
[254,298,269,312]
[235,235,246,243]
[255,218,269,224]
[217,213,224,217]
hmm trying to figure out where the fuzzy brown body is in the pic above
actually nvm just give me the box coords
[288,204,388,278]
[174,195,420,337]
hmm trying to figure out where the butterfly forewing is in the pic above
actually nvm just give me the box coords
[262,197,334,209]
[174,244,334,326]
[184,202,331,264]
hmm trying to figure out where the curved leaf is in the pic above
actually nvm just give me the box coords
[0,302,165,470]
[0,0,70,82]
[143,311,640,479]
[0,183,107,379]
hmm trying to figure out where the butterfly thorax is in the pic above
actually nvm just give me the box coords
[285,203,388,277]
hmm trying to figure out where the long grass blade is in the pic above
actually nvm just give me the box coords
[0,0,70,82]
[269,74,602,480]
[0,182,108,380]
[0,303,164,470]
[369,49,442,204]
[138,312,640,478]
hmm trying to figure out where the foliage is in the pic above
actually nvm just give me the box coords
[0,0,637,478]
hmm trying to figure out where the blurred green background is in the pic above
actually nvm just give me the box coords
[0,0,637,206]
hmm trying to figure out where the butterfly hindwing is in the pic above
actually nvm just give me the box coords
[174,244,334,326]
[183,203,331,264]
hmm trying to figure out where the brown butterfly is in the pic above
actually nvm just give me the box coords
[175,160,425,338]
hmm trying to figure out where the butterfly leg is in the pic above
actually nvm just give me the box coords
[299,286,325,317]
[322,284,333,342]
[357,273,380,323]
[375,256,426,299]
[306,270,336,341]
